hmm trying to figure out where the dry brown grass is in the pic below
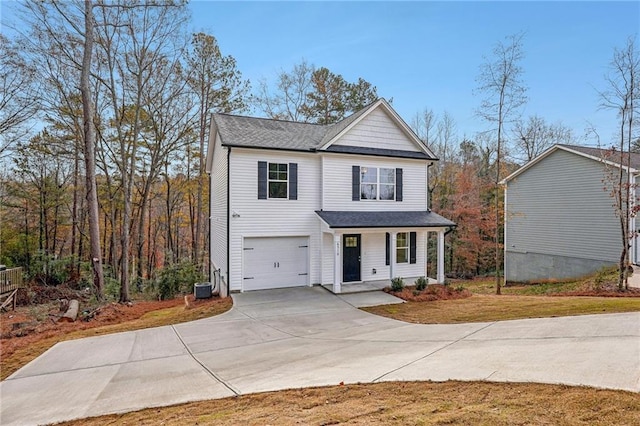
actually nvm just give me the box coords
[1,296,232,380]
[57,381,640,426]
[363,294,640,324]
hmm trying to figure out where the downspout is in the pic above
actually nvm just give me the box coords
[225,146,231,298]
[444,224,457,237]
[443,224,457,278]
[207,170,218,296]
[427,162,434,212]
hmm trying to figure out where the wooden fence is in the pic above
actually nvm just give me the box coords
[1,267,24,295]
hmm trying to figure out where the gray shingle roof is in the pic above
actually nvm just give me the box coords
[316,210,456,228]
[211,100,437,160]
[559,144,640,171]
[213,114,326,151]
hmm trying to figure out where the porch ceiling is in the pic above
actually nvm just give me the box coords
[315,210,455,229]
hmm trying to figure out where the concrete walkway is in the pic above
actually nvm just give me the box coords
[1,286,639,426]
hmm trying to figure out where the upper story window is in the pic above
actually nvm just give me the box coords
[258,161,297,200]
[268,163,288,198]
[352,165,402,202]
[360,167,395,200]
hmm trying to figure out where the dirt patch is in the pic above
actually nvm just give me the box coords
[1,288,231,376]
[554,289,640,297]
[385,284,472,302]
[555,279,640,297]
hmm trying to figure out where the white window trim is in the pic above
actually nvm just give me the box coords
[268,162,288,199]
[360,166,395,201]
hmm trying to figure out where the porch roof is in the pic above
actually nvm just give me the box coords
[315,210,455,229]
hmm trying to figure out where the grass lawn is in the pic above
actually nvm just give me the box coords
[363,294,640,323]
[57,381,640,426]
[364,269,640,324]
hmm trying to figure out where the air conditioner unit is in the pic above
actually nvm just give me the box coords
[194,282,212,299]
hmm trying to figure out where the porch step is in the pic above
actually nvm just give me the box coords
[320,276,438,295]
[321,283,387,295]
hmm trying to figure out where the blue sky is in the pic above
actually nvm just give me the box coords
[1,1,637,147]
[189,1,639,147]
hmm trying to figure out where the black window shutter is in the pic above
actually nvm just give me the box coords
[289,163,298,200]
[385,232,390,266]
[409,232,417,264]
[352,166,360,201]
[258,161,267,199]
[396,168,403,202]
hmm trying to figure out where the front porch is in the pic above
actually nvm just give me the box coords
[316,210,455,294]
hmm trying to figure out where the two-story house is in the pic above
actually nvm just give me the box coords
[205,99,455,296]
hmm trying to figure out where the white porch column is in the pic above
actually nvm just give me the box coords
[333,234,341,293]
[390,231,397,280]
[437,230,445,284]
[425,231,429,278]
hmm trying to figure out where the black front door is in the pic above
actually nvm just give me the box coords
[343,234,361,282]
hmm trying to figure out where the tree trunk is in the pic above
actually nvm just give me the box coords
[495,96,504,296]
[80,0,104,300]
[59,299,79,322]
[70,138,79,263]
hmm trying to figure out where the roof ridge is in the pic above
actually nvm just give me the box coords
[213,112,327,126]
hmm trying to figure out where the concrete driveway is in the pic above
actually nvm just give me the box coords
[1,286,639,426]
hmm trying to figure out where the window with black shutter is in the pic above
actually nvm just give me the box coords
[258,161,298,200]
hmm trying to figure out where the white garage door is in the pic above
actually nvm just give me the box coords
[243,237,309,291]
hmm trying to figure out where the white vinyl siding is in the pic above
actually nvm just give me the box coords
[332,107,419,151]
[359,233,389,281]
[506,148,621,262]
[322,154,427,211]
[320,231,427,284]
[210,132,228,284]
[228,148,321,291]
[321,232,334,285]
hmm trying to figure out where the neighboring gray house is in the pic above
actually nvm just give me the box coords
[502,144,640,283]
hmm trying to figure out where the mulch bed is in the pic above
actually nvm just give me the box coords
[384,284,472,302]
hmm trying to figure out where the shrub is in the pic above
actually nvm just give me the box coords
[390,276,404,292]
[104,276,121,301]
[415,276,428,291]
[28,253,73,286]
[155,260,204,300]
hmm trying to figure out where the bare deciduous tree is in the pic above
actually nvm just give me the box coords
[256,59,314,121]
[475,32,528,294]
[599,36,640,290]
[184,32,250,272]
[0,34,39,158]
[513,115,573,162]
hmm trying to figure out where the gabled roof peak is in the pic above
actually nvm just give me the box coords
[211,98,437,159]
[501,143,640,184]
